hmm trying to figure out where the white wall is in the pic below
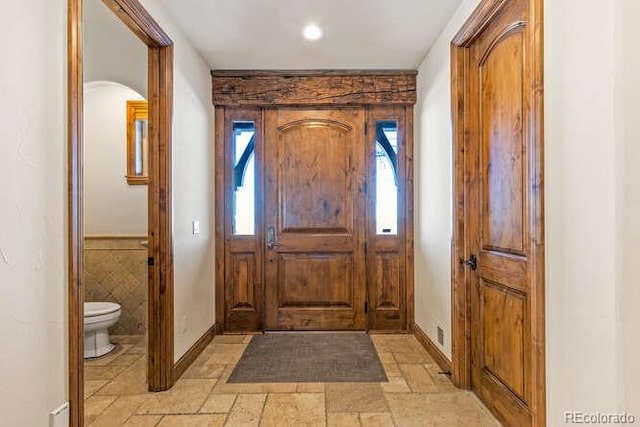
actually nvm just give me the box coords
[614,0,640,418]
[0,1,68,426]
[139,0,215,360]
[84,0,147,98]
[414,0,480,359]
[545,0,621,422]
[84,81,147,235]
[416,0,638,424]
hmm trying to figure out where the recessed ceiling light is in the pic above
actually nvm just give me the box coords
[303,24,323,41]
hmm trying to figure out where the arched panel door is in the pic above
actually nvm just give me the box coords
[264,108,367,330]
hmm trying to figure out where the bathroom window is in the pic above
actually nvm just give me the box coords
[375,120,398,235]
[232,122,256,235]
[126,100,149,185]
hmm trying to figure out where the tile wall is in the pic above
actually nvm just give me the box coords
[84,237,147,335]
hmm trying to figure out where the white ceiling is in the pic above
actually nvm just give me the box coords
[156,0,463,70]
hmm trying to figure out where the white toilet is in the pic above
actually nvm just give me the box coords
[84,302,121,358]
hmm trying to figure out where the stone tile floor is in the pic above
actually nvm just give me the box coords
[85,334,500,426]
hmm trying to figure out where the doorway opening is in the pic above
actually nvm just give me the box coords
[68,0,174,425]
[212,71,417,334]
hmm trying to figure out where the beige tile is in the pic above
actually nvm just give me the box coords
[326,383,388,413]
[89,395,151,427]
[225,393,266,427]
[370,335,417,352]
[125,344,147,355]
[261,393,325,426]
[381,361,402,378]
[385,392,500,427]
[297,382,325,393]
[423,363,458,392]
[96,359,148,396]
[199,393,236,413]
[212,380,297,394]
[327,412,360,427]
[85,345,134,366]
[380,376,411,393]
[243,335,254,344]
[181,354,227,380]
[85,365,128,381]
[377,352,396,363]
[212,335,248,344]
[205,344,245,364]
[136,379,217,414]
[108,354,143,367]
[157,414,226,427]
[392,349,433,364]
[85,380,109,399]
[84,395,117,424]
[122,415,163,426]
[399,364,438,392]
[360,412,396,427]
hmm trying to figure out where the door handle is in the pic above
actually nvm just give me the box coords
[461,254,477,271]
[266,226,276,249]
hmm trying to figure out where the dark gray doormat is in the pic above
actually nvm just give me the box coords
[227,332,388,383]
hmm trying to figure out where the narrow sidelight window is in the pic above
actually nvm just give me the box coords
[232,122,256,235]
[375,121,398,235]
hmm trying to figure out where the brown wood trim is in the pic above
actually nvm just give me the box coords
[101,0,171,47]
[214,106,226,330]
[68,0,175,423]
[450,0,545,424]
[413,323,452,374]
[212,71,417,107]
[211,69,418,77]
[450,41,471,390]
[451,0,510,46]
[85,234,147,240]
[67,0,84,424]
[528,0,546,425]
[405,106,415,331]
[147,43,175,391]
[172,324,219,382]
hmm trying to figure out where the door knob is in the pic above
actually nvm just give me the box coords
[461,254,477,271]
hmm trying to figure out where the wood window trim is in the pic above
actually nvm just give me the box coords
[67,0,175,425]
[126,100,150,185]
[450,0,545,425]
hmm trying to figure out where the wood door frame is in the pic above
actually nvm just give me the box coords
[450,0,545,425]
[68,0,175,425]
[212,70,416,333]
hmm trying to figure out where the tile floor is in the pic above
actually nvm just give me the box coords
[85,334,500,426]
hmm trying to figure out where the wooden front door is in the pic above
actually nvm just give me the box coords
[263,108,367,330]
[456,0,544,425]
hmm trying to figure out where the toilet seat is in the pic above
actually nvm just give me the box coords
[85,302,120,317]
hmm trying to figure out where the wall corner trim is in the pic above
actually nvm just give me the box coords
[172,323,219,382]
[413,322,452,374]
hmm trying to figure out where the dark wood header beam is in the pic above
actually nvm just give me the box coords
[211,70,417,106]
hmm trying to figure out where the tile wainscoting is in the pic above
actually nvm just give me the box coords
[85,236,148,335]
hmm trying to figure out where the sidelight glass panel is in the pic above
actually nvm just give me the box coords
[232,122,256,235]
[375,121,398,235]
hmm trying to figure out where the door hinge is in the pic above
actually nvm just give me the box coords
[147,256,154,266]
[365,301,368,314]
[364,242,368,253]
[364,122,368,135]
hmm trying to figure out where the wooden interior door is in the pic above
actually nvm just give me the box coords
[264,108,367,330]
[464,0,539,425]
